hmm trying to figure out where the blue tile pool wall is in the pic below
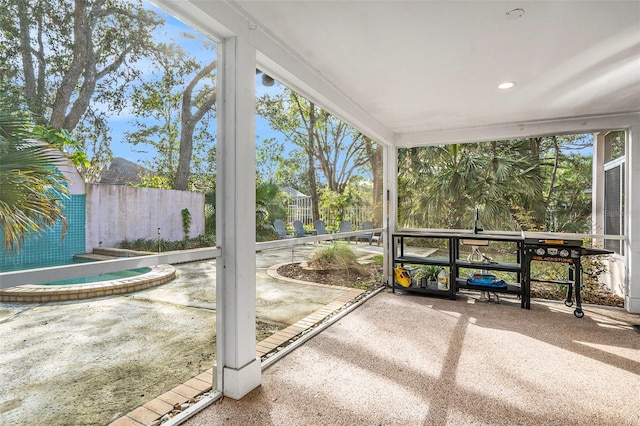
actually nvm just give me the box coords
[0,195,86,271]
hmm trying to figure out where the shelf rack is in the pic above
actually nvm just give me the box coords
[392,231,529,309]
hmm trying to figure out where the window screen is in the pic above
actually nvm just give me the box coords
[604,163,624,254]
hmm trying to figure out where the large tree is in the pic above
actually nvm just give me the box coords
[398,135,596,233]
[125,41,216,191]
[399,140,544,230]
[0,0,162,180]
[174,58,216,190]
[257,88,370,221]
[546,154,593,232]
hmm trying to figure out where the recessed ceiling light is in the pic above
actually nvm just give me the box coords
[506,8,525,20]
[498,81,516,89]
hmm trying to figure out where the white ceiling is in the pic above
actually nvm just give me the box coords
[163,1,640,145]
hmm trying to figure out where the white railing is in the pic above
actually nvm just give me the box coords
[286,204,373,228]
[257,227,384,251]
[0,225,386,289]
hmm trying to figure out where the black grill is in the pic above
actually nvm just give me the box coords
[522,236,612,318]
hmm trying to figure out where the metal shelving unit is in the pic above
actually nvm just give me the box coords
[392,231,528,308]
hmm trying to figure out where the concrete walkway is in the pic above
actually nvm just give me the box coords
[0,244,382,426]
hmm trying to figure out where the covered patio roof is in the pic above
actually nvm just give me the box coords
[157,0,640,145]
[151,0,640,403]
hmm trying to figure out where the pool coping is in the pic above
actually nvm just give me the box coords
[0,264,177,303]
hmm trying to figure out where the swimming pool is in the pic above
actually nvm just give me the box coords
[43,267,152,285]
[0,257,93,273]
[0,264,176,303]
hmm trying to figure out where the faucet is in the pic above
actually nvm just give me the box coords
[473,207,483,234]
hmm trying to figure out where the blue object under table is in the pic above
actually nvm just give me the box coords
[466,274,508,289]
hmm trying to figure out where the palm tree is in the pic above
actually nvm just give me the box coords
[399,140,544,231]
[0,101,69,250]
[255,180,286,241]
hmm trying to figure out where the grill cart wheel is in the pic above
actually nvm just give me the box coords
[574,309,584,318]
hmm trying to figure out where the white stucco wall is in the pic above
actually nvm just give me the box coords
[85,184,205,250]
[56,156,85,195]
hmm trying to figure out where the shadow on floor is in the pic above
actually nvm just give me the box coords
[187,291,640,426]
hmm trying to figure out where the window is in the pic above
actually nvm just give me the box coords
[603,131,625,255]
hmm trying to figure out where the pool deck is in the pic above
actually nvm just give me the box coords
[0,244,381,425]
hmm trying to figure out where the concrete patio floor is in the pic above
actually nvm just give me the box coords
[186,290,640,426]
[4,242,639,425]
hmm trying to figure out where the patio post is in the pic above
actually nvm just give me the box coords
[216,35,261,398]
[591,132,605,240]
[383,145,398,285]
[625,124,640,313]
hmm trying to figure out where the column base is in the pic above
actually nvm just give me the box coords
[625,295,640,314]
[223,357,262,399]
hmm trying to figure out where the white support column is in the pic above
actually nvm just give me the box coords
[625,124,640,313]
[592,132,605,239]
[383,145,398,285]
[216,36,261,398]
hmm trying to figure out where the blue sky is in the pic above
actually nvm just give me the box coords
[106,2,283,166]
[105,2,593,170]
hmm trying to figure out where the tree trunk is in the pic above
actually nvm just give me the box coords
[307,102,320,222]
[529,137,541,160]
[364,138,383,226]
[547,136,560,200]
[527,136,546,229]
[175,122,196,190]
[17,0,38,117]
[174,60,217,191]
[50,0,91,129]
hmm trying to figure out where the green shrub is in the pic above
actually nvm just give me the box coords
[117,235,215,252]
[415,265,440,281]
[181,208,192,243]
[195,233,216,247]
[311,242,358,270]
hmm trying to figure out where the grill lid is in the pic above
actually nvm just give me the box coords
[523,238,582,247]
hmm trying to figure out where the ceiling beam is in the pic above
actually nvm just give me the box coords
[397,112,640,146]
